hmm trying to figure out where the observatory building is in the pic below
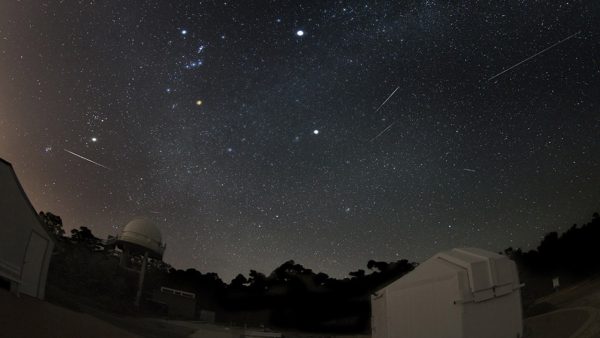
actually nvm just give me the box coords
[371,247,522,338]
[0,158,54,299]
[115,218,166,306]
[116,218,165,262]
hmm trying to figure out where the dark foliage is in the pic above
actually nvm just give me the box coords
[504,212,600,305]
[217,258,416,332]
[39,211,415,332]
[506,212,600,276]
[39,211,65,239]
[40,210,600,333]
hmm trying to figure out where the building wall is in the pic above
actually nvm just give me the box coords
[386,275,462,338]
[371,290,388,338]
[152,289,196,318]
[0,160,53,299]
[371,248,523,338]
[20,231,53,299]
[0,162,34,282]
[462,290,523,338]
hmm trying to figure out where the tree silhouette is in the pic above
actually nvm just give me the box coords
[231,274,248,288]
[42,208,600,333]
[39,211,65,239]
[349,269,366,278]
[70,226,100,249]
[367,260,389,272]
[505,212,600,304]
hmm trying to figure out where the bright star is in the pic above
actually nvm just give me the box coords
[184,59,203,69]
[196,100,203,106]
[296,30,304,37]
[91,137,98,142]
[313,129,319,135]
[181,29,187,35]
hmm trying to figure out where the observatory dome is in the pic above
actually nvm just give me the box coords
[117,218,165,258]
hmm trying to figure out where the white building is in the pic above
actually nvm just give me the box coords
[0,158,54,299]
[371,247,522,338]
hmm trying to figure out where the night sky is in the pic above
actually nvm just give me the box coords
[1,1,599,282]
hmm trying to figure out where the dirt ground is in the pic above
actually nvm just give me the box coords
[0,288,141,338]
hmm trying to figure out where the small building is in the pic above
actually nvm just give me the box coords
[371,247,522,338]
[0,158,54,299]
[153,286,197,318]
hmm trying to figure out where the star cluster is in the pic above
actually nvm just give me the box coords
[0,1,599,281]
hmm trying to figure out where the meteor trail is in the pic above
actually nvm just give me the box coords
[463,168,476,173]
[374,86,400,113]
[487,31,580,82]
[64,149,111,170]
[369,121,397,143]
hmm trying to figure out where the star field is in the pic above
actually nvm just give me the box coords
[0,1,599,281]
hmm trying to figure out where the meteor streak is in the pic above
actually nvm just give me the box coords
[64,149,111,170]
[488,31,580,82]
[374,86,400,113]
[369,121,397,143]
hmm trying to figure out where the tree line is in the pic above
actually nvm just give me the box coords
[38,211,600,333]
[38,211,415,332]
[504,212,600,309]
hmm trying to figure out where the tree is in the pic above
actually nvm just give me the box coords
[313,272,331,287]
[247,270,267,291]
[367,260,389,272]
[270,260,310,283]
[39,211,65,239]
[349,269,366,279]
[231,274,248,288]
[70,226,100,249]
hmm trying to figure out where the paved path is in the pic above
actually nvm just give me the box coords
[525,278,600,338]
[525,307,597,338]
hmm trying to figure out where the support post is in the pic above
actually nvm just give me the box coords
[120,249,129,268]
[134,251,148,307]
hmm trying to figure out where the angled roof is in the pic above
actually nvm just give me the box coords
[380,247,520,302]
[0,157,53,242]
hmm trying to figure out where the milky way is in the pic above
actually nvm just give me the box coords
[1,1,599,281]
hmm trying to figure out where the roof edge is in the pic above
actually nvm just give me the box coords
[1,157,56,244]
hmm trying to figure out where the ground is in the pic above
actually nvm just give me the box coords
[3,279,600,338]
[524,277,600,338]
[0,288,366,338]
[0,288,140,338]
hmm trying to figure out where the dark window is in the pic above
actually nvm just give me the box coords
[0,276,10,290]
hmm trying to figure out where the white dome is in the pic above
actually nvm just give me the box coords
[117,218,165,257]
